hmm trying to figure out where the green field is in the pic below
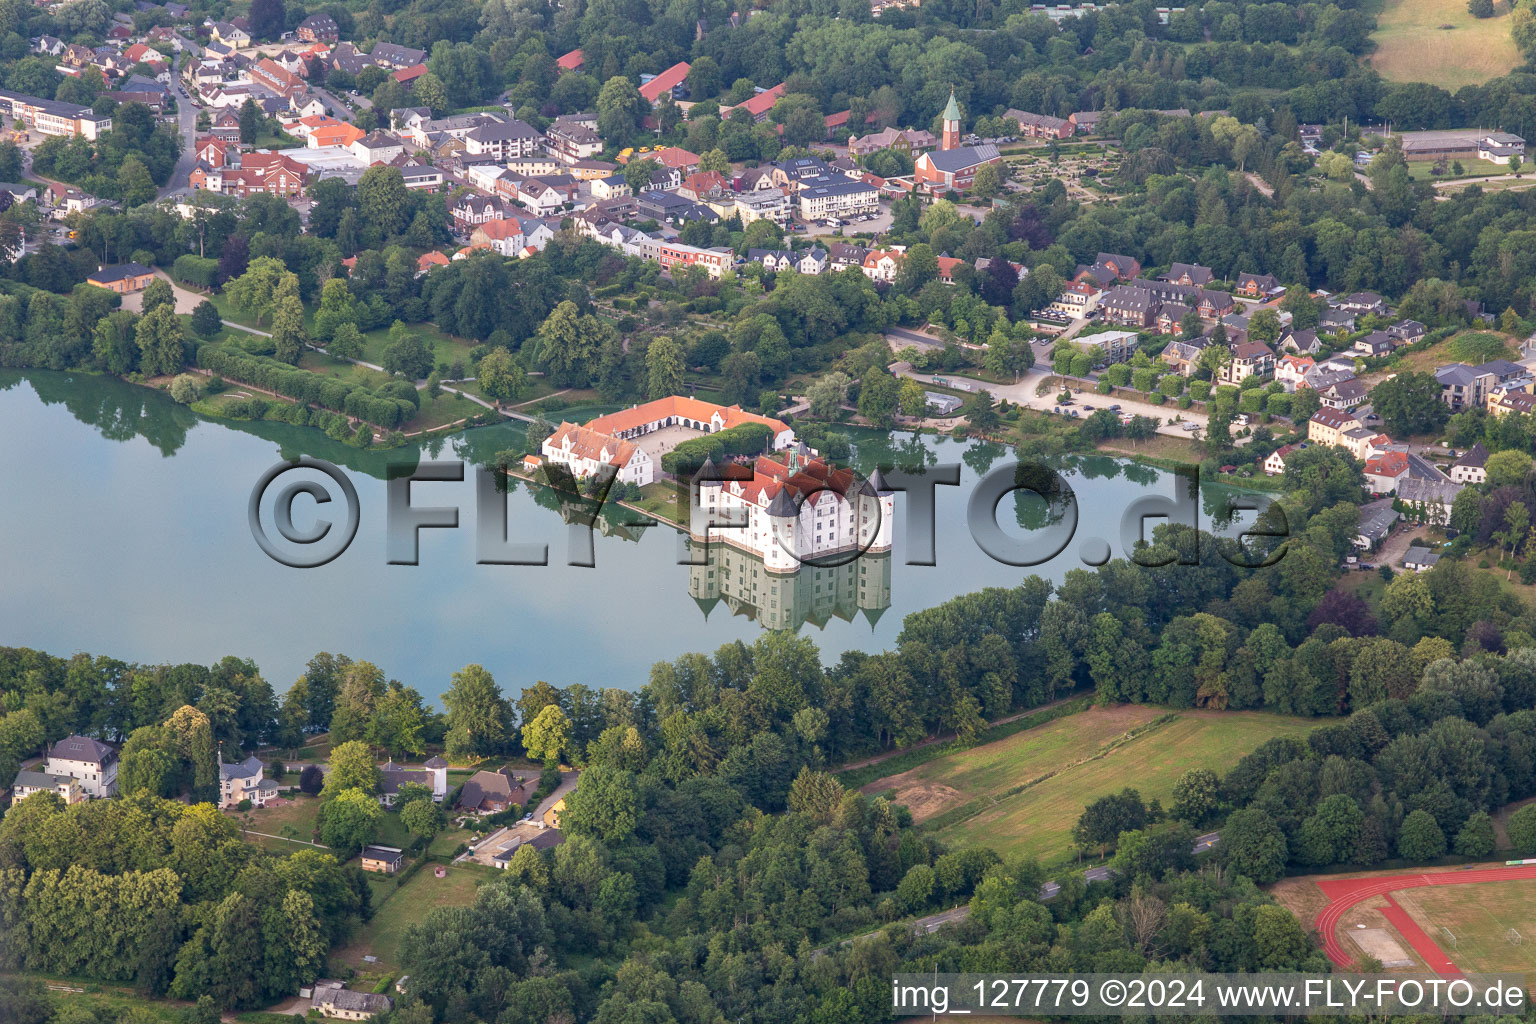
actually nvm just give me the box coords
[1397,880,1536,973]
[333,862,492,971]
[871,706,1317,864]
[1369,0,1520,90]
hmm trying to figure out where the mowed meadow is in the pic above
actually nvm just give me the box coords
[1369,0,1520,90]
[865,706,1317,864]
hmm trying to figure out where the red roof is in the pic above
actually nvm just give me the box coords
[556,48,583,71]
[651,145,700,170]
[734,83,785,118]
[392,63,428,84]
[417,250,449,272]
[638,61,690,104]
[1365,451,1409,477]
[935,256,964,282]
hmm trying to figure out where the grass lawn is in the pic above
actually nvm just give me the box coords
[359,322,476,374]
[333,862,493,971]
[1395,880,1536,973]
[233,793,325,848]
[1096,432,1203,464]
[25,982,187,1023]
[1407,157,1516,181]
[1386,329,1518,377]
[874,707,1316,865]
[1369,0,1519,89]
[406,390,485,432]
[297,350,397,389]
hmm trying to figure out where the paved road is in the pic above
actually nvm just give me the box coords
[890,361,1208,440]
[313,86,359,121]
[159,57,201,199]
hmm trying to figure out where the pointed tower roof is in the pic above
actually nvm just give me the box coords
[766,486,798,517]
[942,90,961,122]
[693,594,720,618]
[867,466,892,494]
[862,605,887,628]
[696,455,722,485]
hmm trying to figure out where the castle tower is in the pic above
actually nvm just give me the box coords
[941,90,962,151]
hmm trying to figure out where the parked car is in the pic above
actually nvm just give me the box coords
[1182,422,1200,431]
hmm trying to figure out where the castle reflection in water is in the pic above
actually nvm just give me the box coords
[685,538,893,631]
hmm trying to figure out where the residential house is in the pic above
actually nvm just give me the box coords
[297,12,338,42]
[416,250,449,276]
[392,64,427,85]
[87,262,155,293]
[861,247,903,283]
[848,126,938,158]
[312,981,393,1020]
[1404,545,1442,571]
[217,752,277,809]
[1450,443,1489,484]
[1161,337,1208,376]
[1001,108,1073,139]
[378,756,448,804]
[1338,426,1390,461]
[1437,359,1527,411]
[1275,354,1314,391]
[1094,252,1141,280]
[1335,291,1388,315]
[368,43,426,69]
[1100,284,1158,328]
[590,174,631,200]
[307,119,365,149]
[36,735,118,799]
[1161,262,1215,287]
[545,119,602,163]
[1263,442,1305,476]
[555,48,583,72]
[1308,407,1363,447]
[209,21,250,47]
[1354,498,1399,550]
[1319,308,1356,334]
[1049,278,1101,319]
[798,247,829,274]
[360,845,405,873]
[1321,377,1367,410]
[1068,109,1103,134]
[250,58,306,100]
[1352,331,1394,358]
[1388,319,1426,344]
[1236,271,1282,298]
[351,131,404,164]
[1079,329,1140,365]
[473,215,555,257]
[1279,328,1322,355]
[12,769,83,805]
[1217,341,1275,384]
[1397,476,1462,526]
[677,170,727,201]
[796,176,879,220]
[465,117,541,160]
[731,188,789,224]
[1490,390,1536,419]
[456,767,537,813]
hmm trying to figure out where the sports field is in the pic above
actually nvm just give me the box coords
[1396,880,1536,974]
[868,707,1316,864]
[1369,0,1520,90]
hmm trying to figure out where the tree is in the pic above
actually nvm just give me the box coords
[237,98,262,145]
[317,787,381,856]
[1370,372,1449,437]
[298,764,324,795]
[400,797,446,839]
[1453,811,1496,857]
[324,740,380,795]
[963,390,1000,433]
[596,76,644,145]
[1508,804,1536,854]
[249,0,286,39]
[444,664,509,759]
[1397,808,1446,860]
[645,336,685,400]
[623,157,660,194]
[808,371,851,418]
[140,277,174,316]
[895,243,937,293]
[191,300,222,338]
[169,374,202,404]
[1485,449,1532,488]
[270,294,307,364]
[225,257,296,327]
[328,322,364,361]
[699,148,730,174]
[357,166,412,240]
[135,305,186,376]
[477,347,526,405]
[984,332,1034,381]
[971,161,1002,198]
[1247,308,1282,345]
[1170,767,1219,824]
[858,368,900,428]
[1222,806,1288,882]
[561,763,638,843]
[382,323,433,379]
[521,703,572,763]
[1468,0,1495,15]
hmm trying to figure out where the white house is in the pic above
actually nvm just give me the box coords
[40,734,118,798]
[542,423,656,486]
[218,752,278,809]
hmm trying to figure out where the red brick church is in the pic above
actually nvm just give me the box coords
[913,90,1003,193]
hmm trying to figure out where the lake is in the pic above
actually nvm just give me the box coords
[0,370,1266,704]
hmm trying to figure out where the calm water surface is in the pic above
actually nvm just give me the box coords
[0,370,1264,702]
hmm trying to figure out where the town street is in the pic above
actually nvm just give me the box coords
[159,55,202,198]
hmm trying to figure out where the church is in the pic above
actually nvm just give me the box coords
[913,91,1003,193]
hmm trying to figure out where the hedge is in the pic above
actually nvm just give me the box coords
[171,254,218,289]
[659,422,774,475]
[196,343,416,428]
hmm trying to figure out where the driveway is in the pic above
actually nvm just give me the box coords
[122,270,206,314]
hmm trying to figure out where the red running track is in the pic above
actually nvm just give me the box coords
[1313,865,1536,973]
